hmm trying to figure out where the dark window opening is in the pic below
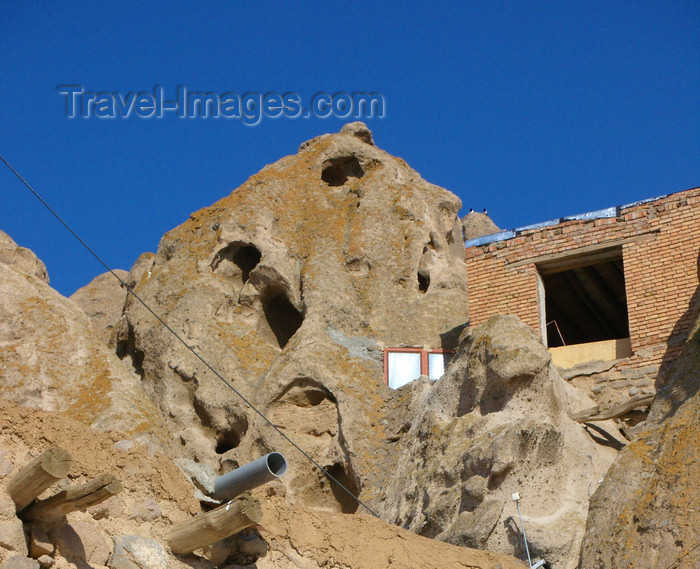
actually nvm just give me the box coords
[539,247,629,347]
[321,155,364,186]
[261,291,304,348]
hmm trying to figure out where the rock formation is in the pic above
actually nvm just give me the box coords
[3,123,684,568]
[70,270,129,346]
[377,315,620,569]
[462,211,500,240]
[114,123,470,514]
[579,279,700,568]
[0,231,167,447]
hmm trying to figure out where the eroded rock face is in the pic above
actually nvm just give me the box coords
[0,231,168,446]
[115,124,470,512]
[70,269,129,346]
[579,291,700,569]
[377,315,621,569]
[462,211,500,240]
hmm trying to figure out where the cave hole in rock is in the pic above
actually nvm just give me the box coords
[214,417,249,455]
[325,463,360,514]
[212,242,262,283]
[273,378,336,407]
[321,156,364,186]
[215,433,239,455]
[115,325,145,378]
[261,290,304,348]
[418,270,430,293]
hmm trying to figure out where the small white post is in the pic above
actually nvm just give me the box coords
[512,492,547,569]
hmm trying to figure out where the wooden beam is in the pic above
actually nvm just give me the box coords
[166,495,263,555]
[21,473,122,522]
[6,447,72,512]
[570,394,655,423]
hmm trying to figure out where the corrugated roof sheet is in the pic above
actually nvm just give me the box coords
[464,191,676,249]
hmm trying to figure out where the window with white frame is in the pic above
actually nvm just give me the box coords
[383,348,454,389]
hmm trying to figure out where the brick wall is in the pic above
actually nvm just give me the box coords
[465,188,700,385]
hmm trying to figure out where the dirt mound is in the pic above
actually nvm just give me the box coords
[258,493,524,569]
[0,397,198,566]
[0,398,523,569]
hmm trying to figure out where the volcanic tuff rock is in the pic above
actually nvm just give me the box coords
[462,211,500,240]
[0,231,167,445]
[115,123,470,512]
[377,315,621,569]
[70,269,129,346]
[579,267,700,569]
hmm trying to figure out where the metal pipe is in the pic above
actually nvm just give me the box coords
[213,453,287,501]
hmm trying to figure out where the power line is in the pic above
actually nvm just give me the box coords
[0,154,379,518]
[661,541,700,569]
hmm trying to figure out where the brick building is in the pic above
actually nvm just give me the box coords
[465,187,700,401]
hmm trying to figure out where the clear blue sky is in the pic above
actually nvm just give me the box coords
[1,1,698,296]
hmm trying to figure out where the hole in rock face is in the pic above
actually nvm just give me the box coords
[215,436,237,455]
[115,324,145,378]
[261,291,304,348]
[325,463,360,514]
[214,416,249,454]
[321,156,364,186]
[418,270,430,293]
[212,243,262,283]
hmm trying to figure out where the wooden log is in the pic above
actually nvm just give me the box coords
[571,393,655,423]
[166,495,263,555]
[21,473,122,522]
[6,447,72,512]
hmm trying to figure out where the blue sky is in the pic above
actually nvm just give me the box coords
[1,1,698,296]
